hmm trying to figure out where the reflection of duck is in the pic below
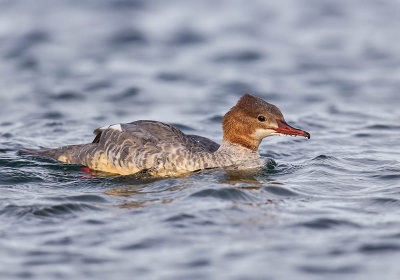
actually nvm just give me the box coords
[25,94,310,176]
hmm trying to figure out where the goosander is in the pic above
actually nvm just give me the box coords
[25,94,310,176]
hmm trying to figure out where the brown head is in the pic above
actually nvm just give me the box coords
[222,94,310,151]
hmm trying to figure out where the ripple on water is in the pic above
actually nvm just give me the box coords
[108,0,145,10]
[189,187,256,202]
[111,87,140,101]
[50,91,85,101]
[119,237,166,251]
[358,243,400,254]
[169,29,206,45]
[164,213,196,222]
[0,203,101,218]
[45,194,108,203]
[297,218,361,230]
[262,186,299,197]
[85,80,113,91]
[354,133,372,138]
[299,265,360,275]
[371,172,400,180]
[367,197,400,208]
[0,132,13,138]
[311,154,337,161]
[213,50,263,63]
[205,115,223,123]
[156,72,187,82]
[6,30,49,58]
[163,212,216,229]
[267,163,302,175]
[366,124,400,130]
[0,169,44,184]
[218,81,257,97]
[308,154,354,175]
[42,111,64,120]
[109,29,148,46]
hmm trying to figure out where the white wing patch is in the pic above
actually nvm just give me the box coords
[110,124,122,131]
[99,124,122,132]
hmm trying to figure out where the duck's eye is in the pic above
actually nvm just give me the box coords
[257,115,266,122]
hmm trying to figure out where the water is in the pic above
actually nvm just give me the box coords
[1,0,400,279]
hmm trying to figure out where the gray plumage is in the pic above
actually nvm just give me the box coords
[23,120,260,176]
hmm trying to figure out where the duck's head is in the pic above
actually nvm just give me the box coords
[222,94,310,151]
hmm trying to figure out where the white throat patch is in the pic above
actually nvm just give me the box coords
[251,128,281,140]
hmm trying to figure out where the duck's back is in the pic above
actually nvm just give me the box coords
[88,120,221,175]
[94,120,219,153]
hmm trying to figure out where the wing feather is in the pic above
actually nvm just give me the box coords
[92,120,219,157]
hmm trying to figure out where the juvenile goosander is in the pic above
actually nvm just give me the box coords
[26,94,310,176]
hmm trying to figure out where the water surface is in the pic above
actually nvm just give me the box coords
[1,0,400,279]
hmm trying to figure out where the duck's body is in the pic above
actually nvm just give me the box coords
[37,120,261,176]
[25,94,310,176]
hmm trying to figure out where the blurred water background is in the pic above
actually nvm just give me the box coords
[1,0,400,279]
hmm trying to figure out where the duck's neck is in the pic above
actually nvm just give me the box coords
[209,140,260,166]
[222,134,259,151]
[217,140,259,156]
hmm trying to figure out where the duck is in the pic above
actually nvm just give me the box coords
[24,94,310,176]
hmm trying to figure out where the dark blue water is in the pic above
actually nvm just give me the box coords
[1,0,400,279]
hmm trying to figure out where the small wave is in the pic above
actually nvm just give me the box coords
[0,132,13,139]
[217,81,256,97]
[328,106,371,118]
[163,213,214,228]
[168,29,206,46]
[0,169,44,184]
[111,87,140,101]
[308,155,355,175]
[205,115,223,123]
[109,0,145,10]
[366,124,400,130]
[372,173,400,180]
[368,197,400,208]
[6,30,49,58]
[33,203,100,216]
[181,258,210,268]
[311,154,338,161]
[50,91,85,101]
[297,218,360,230]
[358,243,400,254]
[109,29,147,46]
[299,264,359,274]
[267,163,303,175]
[354,133,371,138]
[189,187,255,202]
[156,72,187,82]
[119,238,165,250]
[0,203,100,218]
[45,194,108,203]
[164,213,196,222]
[213,50,263,63]
[85,80,112,91]
[263,186,299,197]
[42,111,64,120]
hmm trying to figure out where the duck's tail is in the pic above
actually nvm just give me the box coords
[19,144,96,165]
